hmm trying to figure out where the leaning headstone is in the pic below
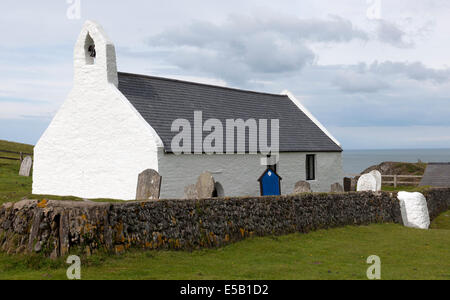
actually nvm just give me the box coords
[357,173,377,192]
[19,156,33,177]
[184,184,197,199]
[135,169,162,200]
[370,170,382,191]
[195,172,215,199]
[331,183,344,193]
[293,181,311,193]
[397,192,430,229]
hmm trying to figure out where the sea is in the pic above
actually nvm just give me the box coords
[343,149,450,175]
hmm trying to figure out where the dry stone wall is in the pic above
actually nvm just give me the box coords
[422,188,450,220]
[1,189,449,258]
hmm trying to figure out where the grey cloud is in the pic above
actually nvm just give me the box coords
[142,14,439,86]
[333,71,390,94]
[152,15,368,46]
[331,60,450,94]
[368,61,450,83]
[375,20,414,48]
[147,15,368,83]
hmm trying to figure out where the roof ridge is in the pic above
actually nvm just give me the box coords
[118,71,287,97]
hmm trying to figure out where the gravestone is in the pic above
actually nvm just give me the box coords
[195,172,216,199]
[331,182,344,193]
[343,177,353,192]
[135,169,162,200]
[351,177,357,192]
[19,156,33,177]
[370,170,382,191]
[397,192,430,229]
[293,181,311,193]
[184,184,198,199]
[357,173,377,192]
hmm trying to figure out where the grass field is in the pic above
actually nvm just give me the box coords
[0,222,448,280]
[0,140,449,280]
[0,140,34,205]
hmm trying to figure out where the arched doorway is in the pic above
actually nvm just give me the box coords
[213,182,225,197]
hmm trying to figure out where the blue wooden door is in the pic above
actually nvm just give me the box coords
[260,170,281,196]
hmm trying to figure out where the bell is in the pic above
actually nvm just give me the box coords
[88,45,96,58]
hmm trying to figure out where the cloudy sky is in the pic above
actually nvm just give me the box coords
[1,0,450,150]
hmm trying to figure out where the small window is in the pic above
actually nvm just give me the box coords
[306,154,316,181]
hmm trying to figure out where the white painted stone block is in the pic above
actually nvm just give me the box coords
[370,170,382,191]
[397,192,430,230]
[357,173,377,192]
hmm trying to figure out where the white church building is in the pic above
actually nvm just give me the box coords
[32,21,343,200]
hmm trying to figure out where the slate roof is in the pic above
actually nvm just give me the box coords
[420,163,450,187]
[117,72,342,153]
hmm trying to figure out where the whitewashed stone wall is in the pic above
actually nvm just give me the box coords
[33,21,161,200]
[158,151,343,199]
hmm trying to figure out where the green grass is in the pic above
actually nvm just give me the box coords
[0,221,448,280]
[393,162,427,176]
[430,210,450,230]
[382,185,432,193]
[0,140,34,205]
[1,139,449,280]
[0,139,34,155]
[363,162,427,176]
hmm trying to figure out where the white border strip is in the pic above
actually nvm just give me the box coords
[281,90,342,147]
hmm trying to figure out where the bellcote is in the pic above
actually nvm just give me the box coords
[73,20,118,87]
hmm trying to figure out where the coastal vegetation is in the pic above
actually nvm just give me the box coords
[361,161,427,176]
